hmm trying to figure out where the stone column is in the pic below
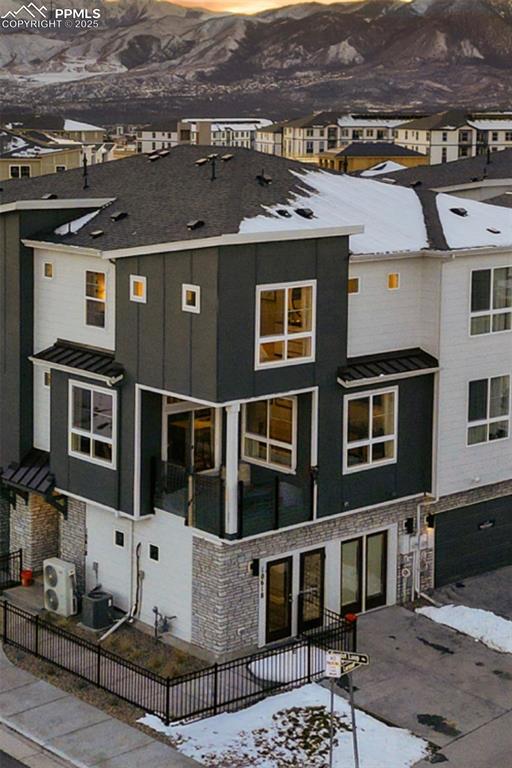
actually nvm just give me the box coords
[59,498,87,593]
[10,493,59,571]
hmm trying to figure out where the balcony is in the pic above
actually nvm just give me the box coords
[153,461,313,539]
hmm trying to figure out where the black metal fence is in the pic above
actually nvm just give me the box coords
[0,549,22,590]
[2,601,355,725]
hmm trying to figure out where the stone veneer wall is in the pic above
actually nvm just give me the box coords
[192,495,422,658]
[59,498,87,593]
[10,493,59,571]
[0,496,10,555]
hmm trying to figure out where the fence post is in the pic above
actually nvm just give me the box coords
[34,614,39,657]
[165,677,171,726]
[213,662,219,715]
[2,600,7,644]
[97,644,102,687]
[307,638,312,683]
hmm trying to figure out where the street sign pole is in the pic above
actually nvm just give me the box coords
[329,676,335,768]
[348,673,360,768]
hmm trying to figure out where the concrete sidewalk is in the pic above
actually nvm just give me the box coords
[0,646,198,768]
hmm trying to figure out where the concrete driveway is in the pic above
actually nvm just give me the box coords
[346,589,512,767]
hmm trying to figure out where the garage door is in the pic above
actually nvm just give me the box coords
[435,496,512,587]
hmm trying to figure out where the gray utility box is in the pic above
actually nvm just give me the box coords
[82,590,114,630]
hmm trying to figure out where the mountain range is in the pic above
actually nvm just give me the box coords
[1,0,512,122]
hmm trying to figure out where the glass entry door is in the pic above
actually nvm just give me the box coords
[298,549,325,633]
[166,408,215,472]
[341,531,388,615]
[266,557,293,643]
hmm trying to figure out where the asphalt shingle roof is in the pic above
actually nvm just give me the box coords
[383,149,512,189]
[330,142,424,158]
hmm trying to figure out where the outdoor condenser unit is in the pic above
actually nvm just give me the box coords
[81,589,114,630]
[43,558,78,618]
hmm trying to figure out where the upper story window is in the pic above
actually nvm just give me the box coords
[492,131,499,142]
[470,266,512,336]
[43,261,54,279]
[243,396,296,472]
[130,275,146,303]
[343,388,397,473]
[467,375,510,445]
[182,284,200,314]
[442,132,448,142]
[69,381,116,468]
[256,281,315,369]
[348,277,360,295]
[56,165,66,173]
[10,165,30,178]
[387,273,400,290]
[85,271,106,328]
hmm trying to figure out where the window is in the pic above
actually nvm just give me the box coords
[149,544,159,561]
[69,382,116,468]
[387,273,400,290]
[43,261,54,279]
[348,277,360,295]
[130,275,146,303]
[492,131,499,142]
[256,281,315,368]
[85,271,106,328]
[470,267,512,335]
[56,165,66,173]
[306,129,314,137]
[344,388,397,472]
[441,148,447,163]
[306,141,314,154]
[182,283,200,314]
[243,397,296,472]
[467,375,510,445]
[43,370,51,388]
[9,165,30,178]
[114,530,125,548]
[506,132,512,142]
[442,132,448,142]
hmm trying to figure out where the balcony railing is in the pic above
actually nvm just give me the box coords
[153,461,314,539]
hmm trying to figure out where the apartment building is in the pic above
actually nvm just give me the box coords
[254,124,284,156]
[318,142,428,174]
[9,116,106,145]
[136,122,179,153]
[0,127,83,181]
[0,147,511,659]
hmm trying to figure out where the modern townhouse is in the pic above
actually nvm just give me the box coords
[0,147,511,661]
[136,122,179,153]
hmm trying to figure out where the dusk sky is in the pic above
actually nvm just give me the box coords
[176,0,361,15]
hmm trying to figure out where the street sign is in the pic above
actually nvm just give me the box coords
[325,650,370,678]
[338,651,370,666]
[325,651,343,678]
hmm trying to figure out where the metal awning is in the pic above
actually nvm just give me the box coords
[338,348,439,388]
[30,339,123,386]
[2,449,67,516]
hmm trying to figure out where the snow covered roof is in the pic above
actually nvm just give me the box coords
[64,119,104,132]
[361,161,408,177]
[337,115,407,129]
[468,119,512,131]
[1,146,511,257]
[0,129,77,159]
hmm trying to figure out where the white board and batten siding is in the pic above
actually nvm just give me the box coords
[436,252,512,496]
[32,247,115,451]
[85,505,194,642]
[347,257,441,359]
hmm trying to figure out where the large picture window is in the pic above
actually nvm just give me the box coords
[69,382,116,468]
[470,267,512,336]
[344,388,397,472]
[467,375,510,445]
[256,281,315,368]
[243,397,296,472]
[85,271,106,328]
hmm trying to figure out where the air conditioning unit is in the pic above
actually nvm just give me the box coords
[43,558,78,617]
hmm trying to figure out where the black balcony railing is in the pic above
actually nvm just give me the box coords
[154,461,314,539]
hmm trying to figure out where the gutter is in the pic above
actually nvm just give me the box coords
[0,198,114,214]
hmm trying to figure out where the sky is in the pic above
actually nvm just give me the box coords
[176,0,361,15]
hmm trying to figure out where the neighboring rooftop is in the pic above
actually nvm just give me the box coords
[324,143,425,158]
[0,128,79,159]
[398,109,471,131]
[6,116,104,133]
[381,148,512,189]
[1,145,511,256]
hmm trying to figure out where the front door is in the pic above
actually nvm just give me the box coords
[341,531,388,615]
[266,557,293,643]
[298,548,325,633]
[166,408,215,472]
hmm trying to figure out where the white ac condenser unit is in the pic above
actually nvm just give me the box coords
[43,558,78,617]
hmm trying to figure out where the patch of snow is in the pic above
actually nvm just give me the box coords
[338,115,405,128]
[139,683,429,768]
[361,161,408,176]
[239,169,429,255]
[460,39,484,59]
[469,119,512,131]
[436,193,512,249]
[54,210,100,236]
[417,604,512,654]
[325,40,363,65]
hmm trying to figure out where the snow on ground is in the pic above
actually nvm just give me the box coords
[239,168,430,255]
[139,683,429,768]
[417,604,512,654]
[360,161,407,176]
[436,193,512,250]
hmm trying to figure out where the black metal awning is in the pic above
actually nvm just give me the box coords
[337,348,439,387]
[30,340,123,385]
[2,449,67,516]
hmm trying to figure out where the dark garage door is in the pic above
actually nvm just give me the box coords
[435,496,512,587]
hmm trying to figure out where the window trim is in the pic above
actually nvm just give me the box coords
[343,386,398,475]
[242,395,298,474]
[182,283,201,314]
[84,269,107,330]
[114,530,125,548]
[466,374,511,447]
[130,274,147,304]
[149,544,160,562]
[9,164,31,179]
[42,260,54,280]
[68,380,117,469]
[348,276,360,296]
[255,280,316,370]
[469,265,512,337]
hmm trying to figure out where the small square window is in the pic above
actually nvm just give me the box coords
[56,165,66,173]
[43,371,51,388]
[182,284,201,314]
[149,544,159,561]
[388,273,400,290]
[130,275,147,303]
[114,530,125,548]
[43,262,54,279]
[348,277,360,295]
